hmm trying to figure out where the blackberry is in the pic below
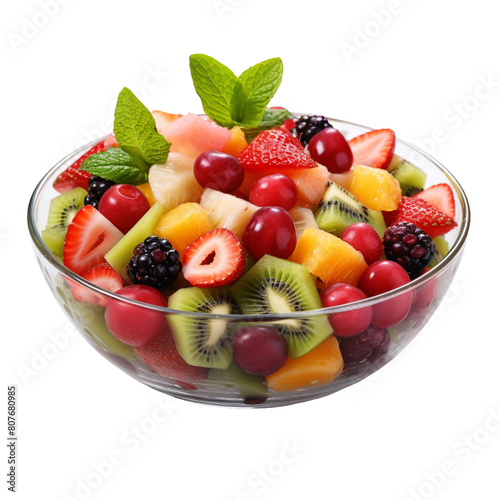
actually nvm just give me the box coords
[291,115,333,146]
[383,222,435,279]
[127,236,182,289]
[84,175,115,209]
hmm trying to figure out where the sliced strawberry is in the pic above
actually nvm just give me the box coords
[53,140,107,193]
[413,183,455,219]
[384,196,457,238]
[182,228,245,287]
[134,323,208,390]
[238,129,316,172]
[71,263,125,307]
[348,129,395,169]
[63,206,124,275]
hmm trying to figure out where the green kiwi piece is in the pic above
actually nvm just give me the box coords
[387,155,427,196]
[167,287,240,369]
[314,181,386,238]
[429,236,450,269]
[230,255,333,359]
[208,362,267,399]
[41,187,87,259]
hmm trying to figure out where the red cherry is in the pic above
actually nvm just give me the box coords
[98,184,150,233]
[358,261,413,328]
[105,285,168,347]
[306,127,353,173]
[249,174,298,210]
[242,207,297,261]
[194,151,244,193]
[340,223,383,264]
[319,283,372,337]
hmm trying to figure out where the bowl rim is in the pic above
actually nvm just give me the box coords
[28,116,470,320]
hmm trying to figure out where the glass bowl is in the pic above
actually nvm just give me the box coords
[27,117,470,408]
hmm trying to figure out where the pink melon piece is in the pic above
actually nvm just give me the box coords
[152,110,182,134]
[104,133,119,148]
[159,113,232,157]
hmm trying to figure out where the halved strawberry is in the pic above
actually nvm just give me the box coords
[182,228,245,287]
[413,183,455,219]
[134,323,208,390]
[238,129,316,172]
[384,196,457,238]
[71,263,125,307]
[53,140,107,193]
[63,206,124,275]
[348,129,395,169]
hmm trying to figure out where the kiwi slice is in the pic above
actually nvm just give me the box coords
[429,236,449,269]
[387,155,427,196]
[230,255,333,359]
[314,181,386,238]
[208,362,267,400]
[167,287,240,369]
[41,187,87,259]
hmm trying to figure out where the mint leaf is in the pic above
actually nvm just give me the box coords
[80,148,149,185]
[114,87,170,164]
[189,54,238,128]
[237,57,283,127]
[242,107,292,142]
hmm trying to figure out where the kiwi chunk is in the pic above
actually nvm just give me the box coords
[230,255,333,359]
[41,187,87,259]
[167,287,240,369]
[208,363,267,400]
[429,236,449,268]
[314,181,386,238]
[387,155,427,196]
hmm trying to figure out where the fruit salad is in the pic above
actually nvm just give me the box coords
[39,54,459,401]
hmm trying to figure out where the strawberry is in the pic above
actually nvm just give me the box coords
[384,196,457,238]
[134,323,208,390]
[348,129,395,169]
[53,140,107,193]
[63,205,124,275]
[238,129,316,172]
[413,183,455,219]
[182,228,245,287]
[71,263,125,307]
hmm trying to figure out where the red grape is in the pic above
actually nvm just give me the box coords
[105,285,168,346]
[319,283,372,337]
[340,223,383,264]
[306,127,353,173]
[233,326,288,376]
[242,207,297,261]
[194,151,244,193]
[249,174,298,210]
[98,184,150,233]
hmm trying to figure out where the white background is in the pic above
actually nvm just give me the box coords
[2,0,499,499]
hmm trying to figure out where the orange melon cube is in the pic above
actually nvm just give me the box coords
[137,182,157,207]
[221,126,248,157]
[154,203,213,259]
[289,227,367,286]
[347,164,401,211]
[266,335,343,391]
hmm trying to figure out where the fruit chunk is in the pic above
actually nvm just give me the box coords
[413,183,455,219]
[347,164,402,211]
[383,196,457,238]
[183,229,245,287]
[159,113,232,157]
[105,202,166,279]
[63,206,124,276]
[314,181,386,238]
[207,363,267,401]
[220,126,248,157]
[167,287,240,369]
[231,255,333,358]
[42,187,87,259]
[266,336,343,391]
[136,183,157,207]
[290,227,368,287]
[53,140,106,193]
[430,236,449,268]
[199,188,259,239]
[238,129,317,172]
[289,207,319,239]
[348,128,395,169]
[148,152,204,212]
[151,110,182,134]
[387,155,427,196]
[154,202,213,260]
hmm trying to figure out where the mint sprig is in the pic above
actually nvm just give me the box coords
[81,148,149,185]
[189,54,283,129]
